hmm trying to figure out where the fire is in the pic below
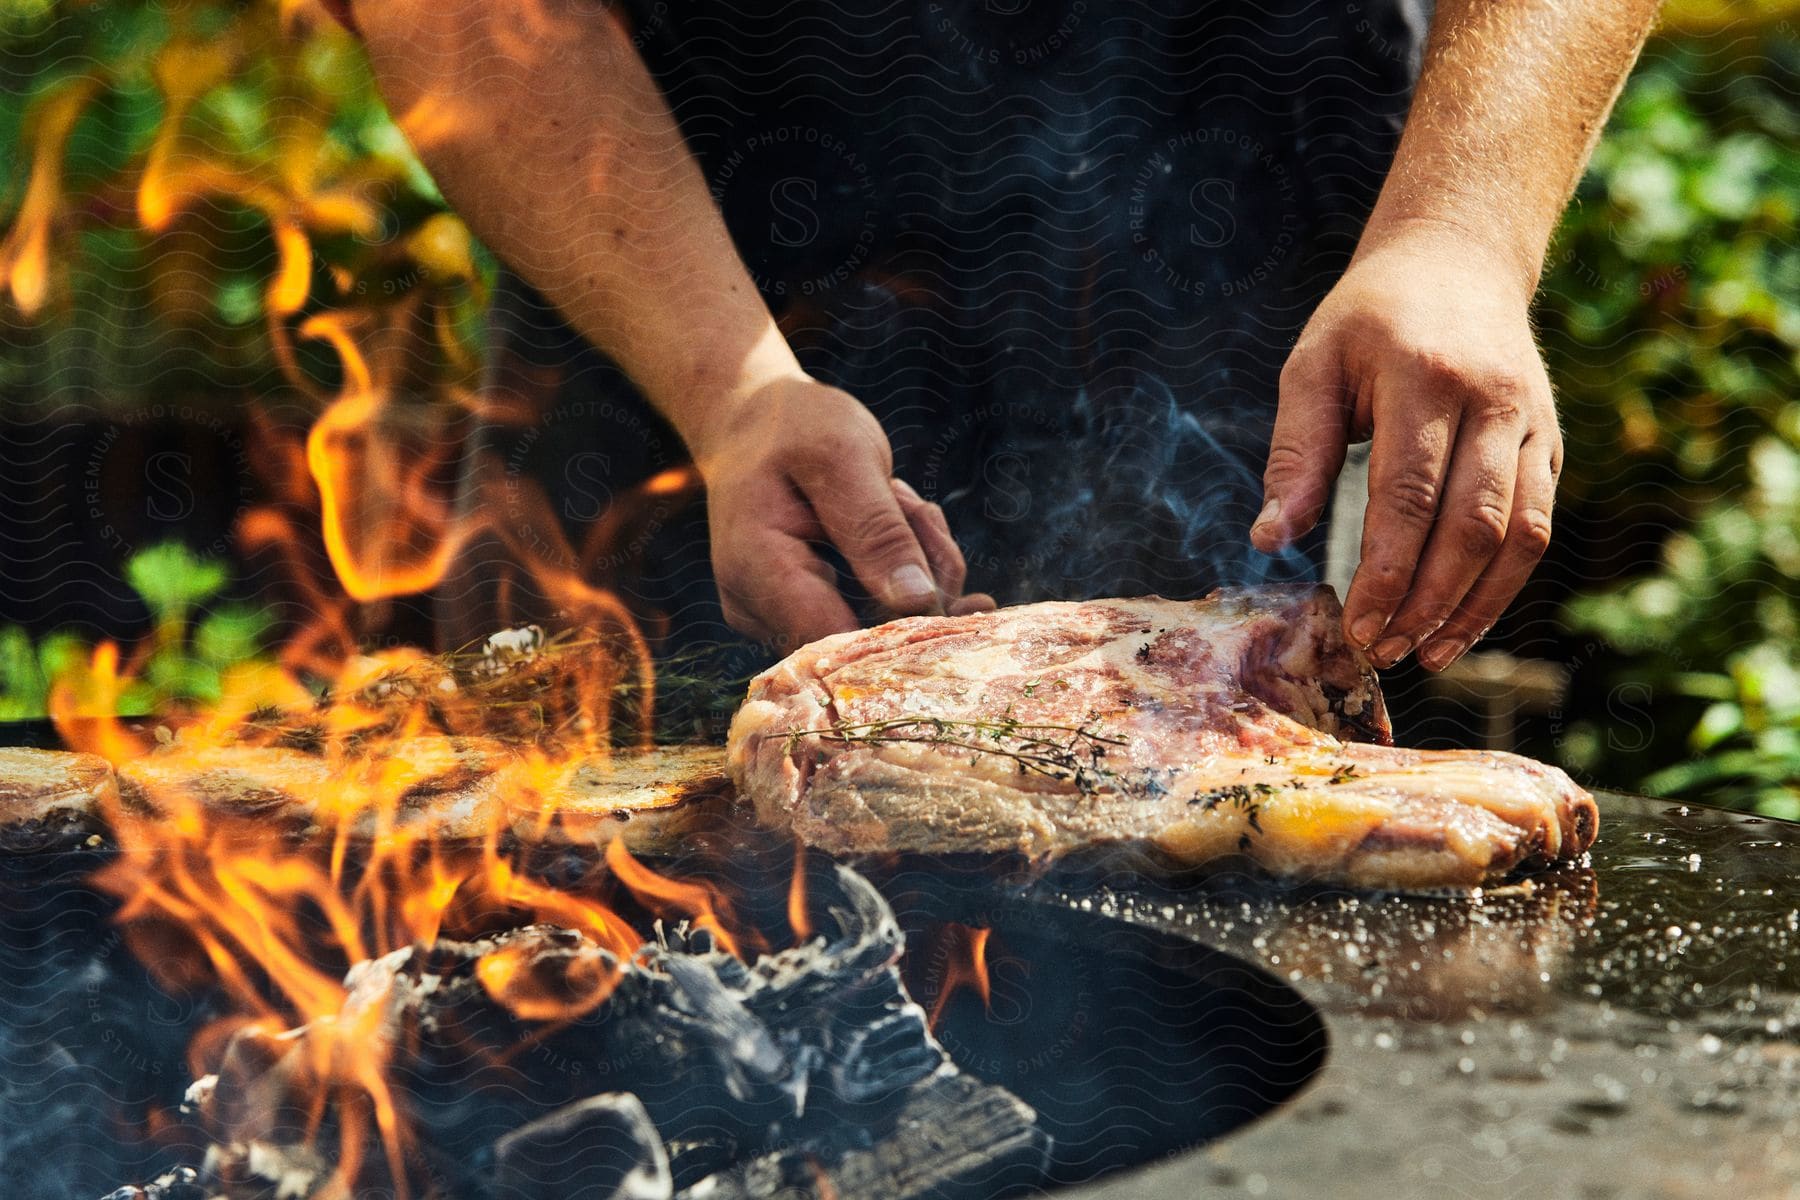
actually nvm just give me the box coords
[925,924,993,1030]
[133,29,385,321]
[300,311,467,604]
[52,616,753,1196]
[788,839,815,943]
[0,77,102,317]
[42,283,712,1198]
[21,10,722,1193]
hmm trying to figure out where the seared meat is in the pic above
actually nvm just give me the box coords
[728,586,1598,889]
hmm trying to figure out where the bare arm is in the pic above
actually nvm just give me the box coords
[353,0,985,644]
[1254,0,1660,670]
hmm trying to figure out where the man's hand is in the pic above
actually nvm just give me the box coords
[1251,224,1562,672]
[693,375,994,647]
[1245,0,1655,673]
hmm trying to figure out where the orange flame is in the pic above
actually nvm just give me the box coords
[925,925,992,1031]
[46,302,709,1194]
[33,17,713,1189]
[300,312,466,603]
[787,839,814,944]
[0,77,102,317]
[54,630,754,1197]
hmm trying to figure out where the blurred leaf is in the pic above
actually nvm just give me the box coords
[37,631,89,688]
[1755,791,1800,821]
[144,651,222,704]
[194,604,271,667]
[1692,701,1745,750]
[215,272,261,324]
[0,624,44,707]
[125,541,229,621]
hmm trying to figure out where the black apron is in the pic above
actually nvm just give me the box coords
[482,0,1431,671]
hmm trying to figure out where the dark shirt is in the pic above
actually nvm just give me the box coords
[377,1,1434,696]
[491,2,1429,622]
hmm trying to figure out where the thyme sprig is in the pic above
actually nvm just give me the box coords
[778,714,1131,794]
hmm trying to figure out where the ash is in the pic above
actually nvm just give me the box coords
[110,865,1047,1200]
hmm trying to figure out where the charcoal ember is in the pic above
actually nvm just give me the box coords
[0,807,109,853]
[196,1024,318,1148]
[676,1073,1049,1200]
[190,865,1041,1199]
[199,1131,329,1200]
[98,1166,206,1200]
[1,859,212,1200]
[490,1093,672,1200]
[826,1002,936,1104]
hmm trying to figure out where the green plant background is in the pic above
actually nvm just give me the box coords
[3,1,1799,813]
[1542,24,1800,816]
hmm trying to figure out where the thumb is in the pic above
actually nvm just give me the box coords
[1254,344,1351,553]
[796,458,941,617]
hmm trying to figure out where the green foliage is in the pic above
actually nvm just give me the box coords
[0,1,489,410]
[1545,35,1800,815]
[0,541,274,718]
[125,540,229,624]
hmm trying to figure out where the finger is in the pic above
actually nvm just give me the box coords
[716,531,857,649]
[1416,434,1558,672]
[1254,341,1351,552]
[891,477,966,603]
[1342,371,1458,652]
[1365,403,1522,666]
[948,592,996,616]
[793,452,939,617]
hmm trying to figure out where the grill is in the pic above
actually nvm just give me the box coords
[0,715,1330,1199]
[5,701,1799,1199]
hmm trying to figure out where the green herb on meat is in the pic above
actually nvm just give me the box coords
[777,715,1134,795]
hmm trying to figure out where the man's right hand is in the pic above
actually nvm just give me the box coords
[356,2,990,648]
[692,375,993,647]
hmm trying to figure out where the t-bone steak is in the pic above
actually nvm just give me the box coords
[727,586,1597,889]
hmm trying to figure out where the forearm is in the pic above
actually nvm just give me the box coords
[1360,0,1660,293]
[354,0,796,461]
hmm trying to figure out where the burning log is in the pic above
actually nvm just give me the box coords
[175,864,1049,1200]
[490,1094,671,1200]
[0,742,732,855]
[115,738,732,849]
[99,1167,207,1200]
[11,622,719,858]
[0,747,116,852]
[684,1073,1046,1200]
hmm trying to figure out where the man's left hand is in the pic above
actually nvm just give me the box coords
[1250,223,1562,672]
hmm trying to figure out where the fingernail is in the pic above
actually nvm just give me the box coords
[1251,497,1281,534]
[1420,638,1467,672]
[1349,613,1386,647]
[891,478,923,503]
[888,564,935,609]
[1369,636,1410,666]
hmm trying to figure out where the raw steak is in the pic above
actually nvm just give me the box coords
[727,586,1598,889]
